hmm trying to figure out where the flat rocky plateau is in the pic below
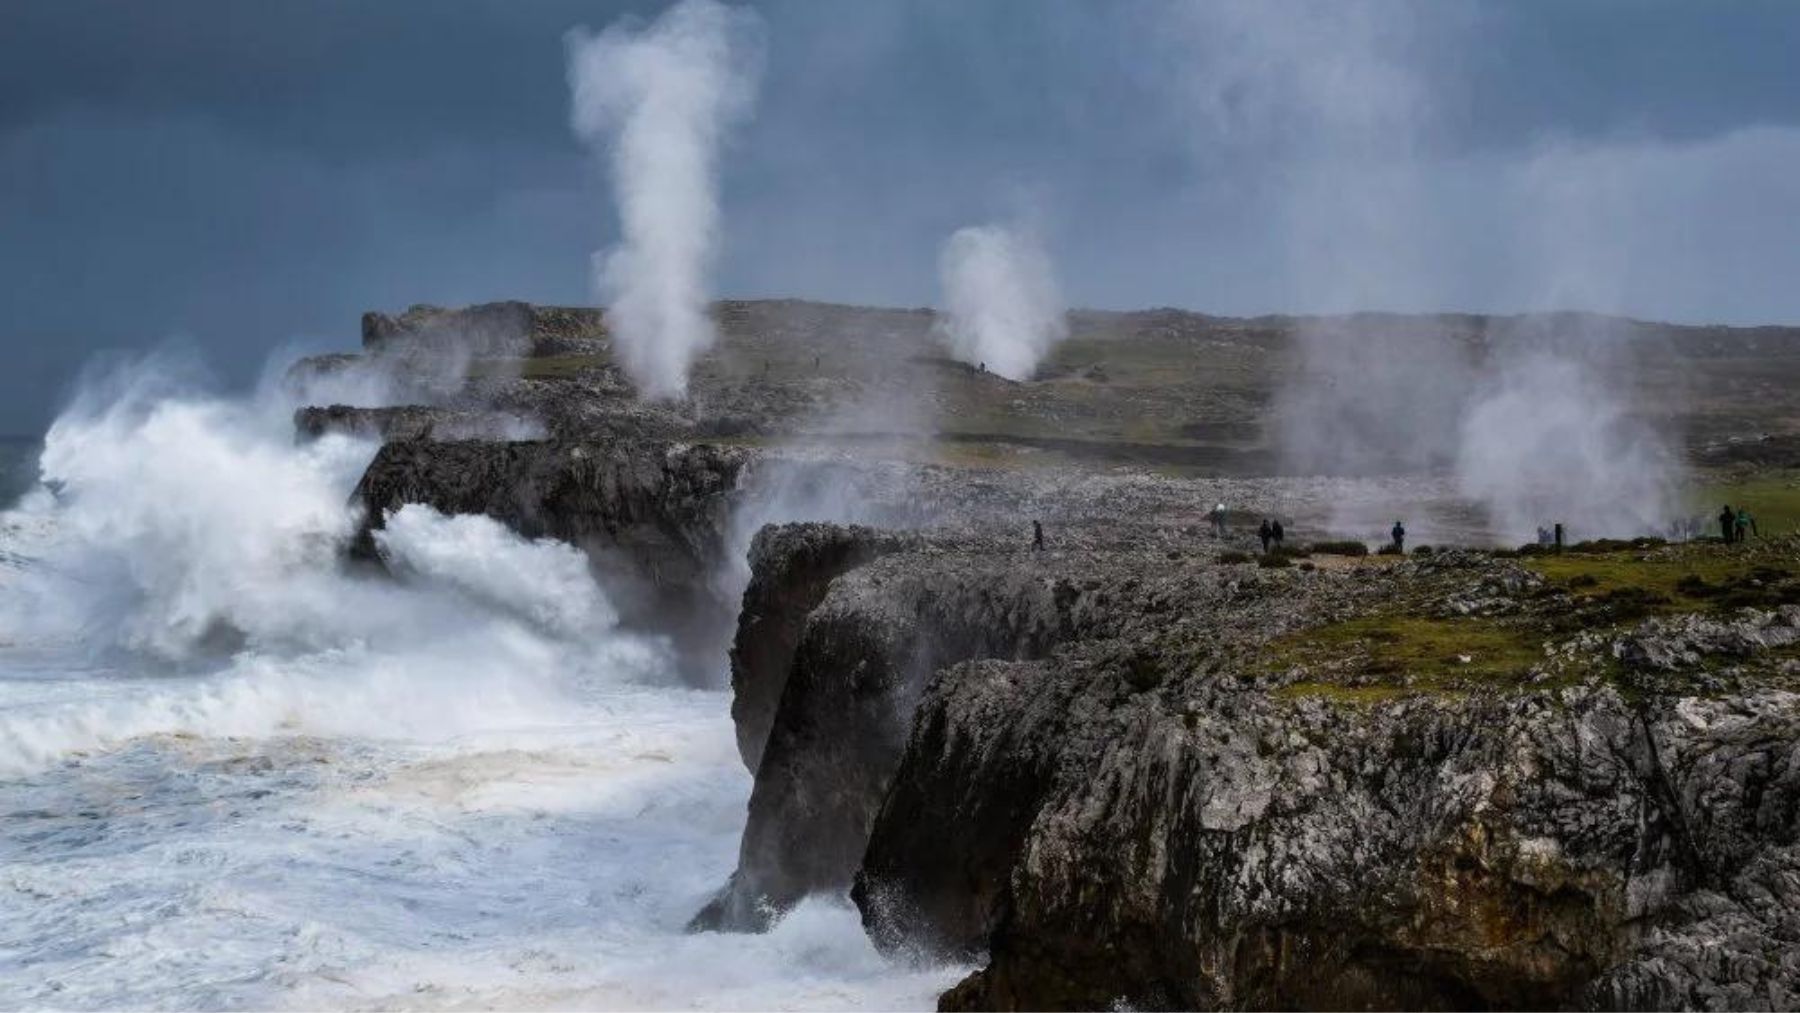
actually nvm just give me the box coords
[294,299,1800,1010]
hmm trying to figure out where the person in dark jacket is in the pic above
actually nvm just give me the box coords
[1258,519,1273,554]
[1720,504,1737,544]
[1033,519,1045,551]
[1271,519,1285,548]
[1390,520,1406,553]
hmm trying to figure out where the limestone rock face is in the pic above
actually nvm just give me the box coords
[872,664,1799,1011]
[704,524,1800,1009]
[696,531,1136,930]
[727,523,919,773]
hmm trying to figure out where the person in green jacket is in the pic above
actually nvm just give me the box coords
[1736,508,1758,542]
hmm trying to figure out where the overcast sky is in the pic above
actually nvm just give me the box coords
[4,0,1800,432]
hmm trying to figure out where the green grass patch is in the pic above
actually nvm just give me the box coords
[1525,543,1793,606]
[1266,614,1545,689]
[1692,469,1800,536]
[465,354,609,380]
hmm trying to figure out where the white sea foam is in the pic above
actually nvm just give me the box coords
[0,357,961,1008]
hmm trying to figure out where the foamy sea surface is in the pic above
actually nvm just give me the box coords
[0,373,960,1009]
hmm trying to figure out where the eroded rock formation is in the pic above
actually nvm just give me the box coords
[706,528,1800,1010]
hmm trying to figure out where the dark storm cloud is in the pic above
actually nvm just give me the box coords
[2,0,1799,432]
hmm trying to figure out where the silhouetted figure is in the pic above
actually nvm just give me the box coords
[1537,526,1553,546]
[1737,508,1757,542]
[1720,505,1736,544]
[1033,519,1045,551]
[978,361,987,373]
[1271,520,1285,547]
[1258,519,1273,554]
[1210,503,1228,539]
[1391,520,1406,553]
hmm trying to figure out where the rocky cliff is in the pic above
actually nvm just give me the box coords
[708,526,1800,1009]
[352,438,747,681]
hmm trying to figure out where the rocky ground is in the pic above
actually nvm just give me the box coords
[288,299,1800,1010]
[722,527,1800,1010]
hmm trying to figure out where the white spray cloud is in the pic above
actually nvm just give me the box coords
[936,223,1067,381]
[1164,0,1686,543]
[1457,344,1679,540]
[0,352,672,772]
[566,0,764,401]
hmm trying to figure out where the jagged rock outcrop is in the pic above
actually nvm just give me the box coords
[703,522,1800,1008]
[352,438,747,681]
[695,531,1143,930]
[361,300,542,357]
[726,523,919,773]
[839,553,1800,1010]
[868,658,1798,1010]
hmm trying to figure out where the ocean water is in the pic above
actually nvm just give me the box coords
[0,367,960,1009]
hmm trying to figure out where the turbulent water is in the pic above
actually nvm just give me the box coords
[0,367,959,1009]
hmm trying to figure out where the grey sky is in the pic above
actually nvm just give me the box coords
[3,0,1799,432]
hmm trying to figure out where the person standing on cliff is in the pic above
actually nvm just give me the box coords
[1391,520,1406,553]
[1033,520,1045,551]
[1210,503,1228,539]
[1258,519,1273,554]
[1272,519,1285,548]
[1720,504,1737,543]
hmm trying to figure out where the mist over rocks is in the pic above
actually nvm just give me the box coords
[279,295,1800,1009]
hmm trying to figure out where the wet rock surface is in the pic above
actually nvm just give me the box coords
[701,525,1800,1010]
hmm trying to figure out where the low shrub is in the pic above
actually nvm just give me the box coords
[1376,544,1403,556]
[1310,540,1369,557]
[1217,550,1252,565]
[1257,554,1292,568]
[1411,545,1434,556]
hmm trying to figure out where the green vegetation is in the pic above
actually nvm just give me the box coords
[1268,614,1545,693]
[1693,469,1800,536]
[1523,541,1797,612]
[466,354,609,380]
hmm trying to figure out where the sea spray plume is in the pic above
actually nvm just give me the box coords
[566,0,764,400]
[936,223,1068,381]
[1456,319,1684,543]
[1162,2,1686,542]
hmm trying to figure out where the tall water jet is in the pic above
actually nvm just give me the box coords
[566,0,764,400]
[936,223,1067,381]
